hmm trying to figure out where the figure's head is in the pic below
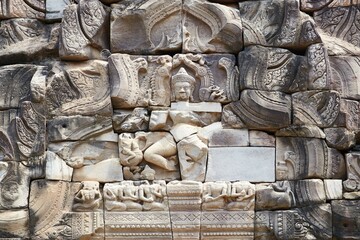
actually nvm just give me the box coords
[172,68,195,102]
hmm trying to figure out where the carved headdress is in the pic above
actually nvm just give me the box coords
[172,67,196,86]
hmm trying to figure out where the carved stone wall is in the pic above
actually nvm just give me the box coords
[0,0,359,239]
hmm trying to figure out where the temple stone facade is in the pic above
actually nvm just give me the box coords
[0,0,359,239]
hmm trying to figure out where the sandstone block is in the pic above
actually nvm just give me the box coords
[112,108,149,133]
[240,0,321,50]
[324,127,356,150]
[206,147,275,182]
[183,0,243,53]
[275,125,325,139]
[222,90,291,130]
[0,0,45,19]
[332,200,360,239]
[276,137,346,180]
[111,0,182,54]
[292,90,340,127]
[0,209,29,238]
[46,0,71,20]
[249,131,275,147]
[324,179,343,200]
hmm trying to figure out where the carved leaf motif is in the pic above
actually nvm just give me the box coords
[16,102,45,158]
[0,130,15,161]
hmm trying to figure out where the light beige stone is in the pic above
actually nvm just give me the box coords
[207,129,249,147]
[324,179,343,200]
[170,102,222,112]
[275,125,326,139]
[45,151,73,181]
[343,152,360,192]
[249,131,275,147]
[0,209,29,238]
[119,132,180,181]
[206,147,275,182]
[167,181,202,240]
[113,108,149,133]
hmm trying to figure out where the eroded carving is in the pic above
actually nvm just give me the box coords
[73,181,102,211]
[183,0,243,53]
[0,0,45,19]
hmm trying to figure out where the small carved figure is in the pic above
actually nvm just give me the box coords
[227,182,255,211]
[139,183,166,211]
[121,182,142,211]
[73,181,102,211]
[202,182,228,210]
[104,184,127,211]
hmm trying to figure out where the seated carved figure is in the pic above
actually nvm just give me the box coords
[202,182,228,210]
[226,182,255,211]
[139,184,166,211]
[104,184,127,211]
[121,182,142,211]
[73,181,102,211]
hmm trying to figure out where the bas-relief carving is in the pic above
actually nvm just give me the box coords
[0,0,45,19]
[314,3,360,54]
[275,125,326,139]
[0,209,29,238]
[239,45,308,93]
[324,127,356,150]
[73,181,102,212]
[119,132,179,181]
[167,181,203,240]
[183,0,243,54]
[222,90,291,130]
[276,137,346,180]
[0,19,59,65]
[343,153,360,195]
[255,204,332,240]
[29,180,104,239]
[111,0,182,54]
[109,54,172,109]
[292,90,340,127]
[256,180,326,211]
[329,56,360,100]
[60,0,109,60]
[104,181,172,239]
[239,0,321,50]
[46,60,112,117]
[113,108,149,133]
[201,181,255,239]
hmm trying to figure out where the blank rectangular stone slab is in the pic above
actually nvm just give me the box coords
[206,147,275,182]
[209,129,249,147]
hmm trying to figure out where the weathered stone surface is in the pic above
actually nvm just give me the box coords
[0,161,30,209]
[47,115,114,142]
[29,180,104,239]
[0,0,45,19]
[276,137,346,180]
[46,60,112,117]
[292,90,340,127]
[324,179,343,200]
[113,108,149,133]
[330,56,360,100]
[45,151,73,181]
[343,152,360,192]
[256,179,326,210]
[307,43,331,90]
[183,0,243,53]
[300,0,332,12]
[0,65,46,109]
[332,200,360,239]
[275,125,326,138]
[111,0,182,54]
[172,54,239,103]
[0,19,59,65]
[206,147,275,182]
[207,129,249,147]
[104,181,172,239]
[0,102,46,162]
[48,139,120,182]
[60,0,109,60]
[46,0,71,20]
[324,127,356,150]
[178,134,208,182]
[167,181,202,240]
[249,131,275,147]
[109,54,172,108]
[201,181,255,239]
[222,90,291,130]
[332,99,360,131]
[255,204,332,239]
[119,132,180,181]
[239,0,321,50]
[0,209,29,238]
[239,45,308,92]
[314,3,360,54]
